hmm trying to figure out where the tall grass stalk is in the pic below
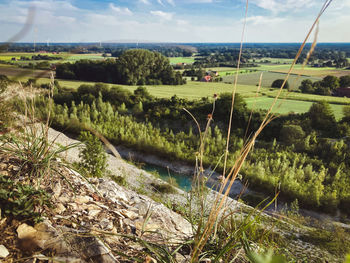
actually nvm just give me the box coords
[190,0,333,260]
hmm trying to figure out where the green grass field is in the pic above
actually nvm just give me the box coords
[245,96,345,120]
[250,57,295,64]
[169,57,195,64]
[222,71,321,88]
[0,52,105,65]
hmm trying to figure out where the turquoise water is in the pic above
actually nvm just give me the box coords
[143,163,193,192]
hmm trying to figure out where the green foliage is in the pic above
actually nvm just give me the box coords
[340,75,350,88]
[36,90,350,212]
[150,182,176,194]
[322,75,340,91]
[301,227,350,257]
[1,124,79,181]
[0,174,51,223]
[299,79,315,94]
[110,174,127,186]
[56,49,185,85]
[280,124,305,146]
[345,254,350,263]
[308,101,336,135]
[78,131,107,178]
[271,79,289,90]
[0,74,9,94]
[246,250,287,263]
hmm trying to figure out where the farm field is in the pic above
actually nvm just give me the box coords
[0,52,105,64]
[245,96,345,120]
[222,71,322,88]
[169,57,195,64]
[251,57,294,64]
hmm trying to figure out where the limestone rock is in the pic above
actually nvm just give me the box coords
[54,203,66,214]
[17,223,37,239]
[75,196,93,204]
[0,245,9,258]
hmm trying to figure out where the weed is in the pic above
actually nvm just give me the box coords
[110,174,127,187]
[150,182,176,194]
[301,226,350,256]
[0,173,51,223]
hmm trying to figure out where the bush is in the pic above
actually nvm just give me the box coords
[78,131,107,178]
[150,182,176,194]
[280,124,305,146]
[271,79,289,89]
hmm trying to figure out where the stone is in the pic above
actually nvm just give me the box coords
[0,245,9,258]
[99,219,113,230]
[54,203,66,214]
[88,209,101,217]
[75,196,93,204]
[52,181,62,199]
[120,210,139,220]
[17,223,37,239]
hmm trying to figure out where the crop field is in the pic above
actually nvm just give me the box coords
[264,89,350,105]
[169,57,195,64]
[251,57,294,64]
[0,65,52,78]
[245,96,345,120]
[222,71,321,88]
[0,52,105,64]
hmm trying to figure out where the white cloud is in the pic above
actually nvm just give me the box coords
[150,10,173,20]
[166,0,175,6]
[109,3,133,16]
[251,0,315,13]
[245,15,285,25]
[157,0,165,6]
[185,0,214,3]
[139,0,151,5]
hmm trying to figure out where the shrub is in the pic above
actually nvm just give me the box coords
[150,182,176,194]
[271,79,289,89]
[78,131,107,178]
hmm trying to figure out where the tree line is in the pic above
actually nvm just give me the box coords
[56,49,186,85]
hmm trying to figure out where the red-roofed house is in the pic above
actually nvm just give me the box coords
[201,75,212,82]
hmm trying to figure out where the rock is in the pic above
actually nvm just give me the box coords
[54,203,66,214]
[88,209,101,217]
[75,196,93,204]
[99,218,113,230]
[120,210,139,220]
[17,223,37,239]
[52,181,62,199]
[58,195,70,203]
[0,245,9,258]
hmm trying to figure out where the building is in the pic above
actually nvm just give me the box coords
[335,87,350,98]
[201,75,212,82]
[206,70,219,76]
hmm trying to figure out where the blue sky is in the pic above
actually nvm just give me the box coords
[0,0,348,43]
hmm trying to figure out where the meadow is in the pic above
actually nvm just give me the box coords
[245,96,345,119]
[222,71,322,88]
[169,56,195,64]
[0,52,105,65]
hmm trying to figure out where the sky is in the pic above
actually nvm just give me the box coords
[0,0,349,43]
